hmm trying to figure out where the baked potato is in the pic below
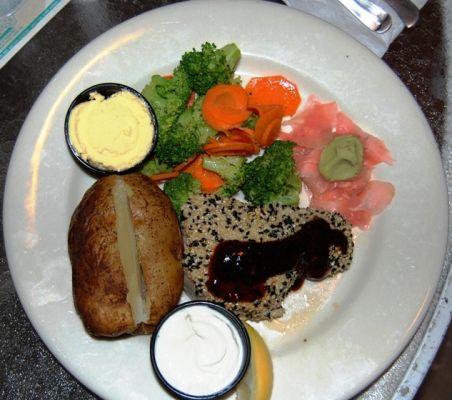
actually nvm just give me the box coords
[68,173,183,337]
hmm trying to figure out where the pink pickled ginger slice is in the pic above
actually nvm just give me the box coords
[280,96,337,149]
[281,96,395,229]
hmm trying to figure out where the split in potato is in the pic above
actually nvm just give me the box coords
[68,173,183,337]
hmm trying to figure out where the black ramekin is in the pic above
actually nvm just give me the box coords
[150,300,251,400]
[64,82,158,175]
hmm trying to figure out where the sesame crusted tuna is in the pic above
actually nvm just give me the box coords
[180,195,354,321]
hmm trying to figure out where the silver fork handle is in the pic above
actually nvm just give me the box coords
[383,0,419,28]
[337,0,392,32]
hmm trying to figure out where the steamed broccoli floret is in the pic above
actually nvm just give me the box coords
[155,123,201,167]
[140,158,171,177]
[141,66,195,168]
[156,96,217,167]
[242,141,302,205]
[178,96,217,146]
[141,66,192,134]
[163,172,201,216]
[203,155,246,197]
[180,42,241,95]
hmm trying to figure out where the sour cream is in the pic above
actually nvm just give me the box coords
[151,302,250,398]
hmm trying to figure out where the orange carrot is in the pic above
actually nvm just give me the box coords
[150,170,180,182]
[173,155,198,171]
[202,84,252,131]
[246,75,301,116]
[182,155,224,193]
[149,155,198,183]
[204,141,260,156]
[203,129,260,156]
[224,127,256,143]
[253,105,284,147]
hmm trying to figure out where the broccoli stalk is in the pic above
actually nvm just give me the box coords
[202,155,246,197]
[163,172,201,217]
[242,141,302,206]
[180,42,241,95]
[221,43,241,72]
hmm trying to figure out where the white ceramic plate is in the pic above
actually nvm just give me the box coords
[3,1,448,399]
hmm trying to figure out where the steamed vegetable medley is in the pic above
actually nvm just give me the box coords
[140,42,302,213]
[140,42,394,228]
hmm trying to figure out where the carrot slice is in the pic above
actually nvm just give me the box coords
[203,129,260,156]
[224,127,256,143]
[182,155,224,193]
[203,141,260,156]
[246,75,301,116]
[150,170,180,182]
[202,84,252,131]
[173,155,198,171]
[253,105,284,147]
[148,155,198,183]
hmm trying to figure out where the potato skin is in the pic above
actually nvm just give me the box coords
[68,173,183,337]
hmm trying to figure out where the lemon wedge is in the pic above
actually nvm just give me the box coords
[235,322,273,400]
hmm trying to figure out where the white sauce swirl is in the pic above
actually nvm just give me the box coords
[154,304,244,396]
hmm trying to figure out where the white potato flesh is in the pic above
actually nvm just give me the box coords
[113,177,147,325]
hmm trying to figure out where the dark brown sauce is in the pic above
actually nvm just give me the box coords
[207,217,349,303]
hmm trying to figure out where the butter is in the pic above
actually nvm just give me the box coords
[68,90,154,171]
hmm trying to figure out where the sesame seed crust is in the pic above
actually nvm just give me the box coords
[180,195,354,321]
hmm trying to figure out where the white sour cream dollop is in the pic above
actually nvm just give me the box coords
[154,304,244,396]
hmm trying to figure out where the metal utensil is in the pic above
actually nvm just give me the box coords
[383,0,419,28]
[337,0,392,32]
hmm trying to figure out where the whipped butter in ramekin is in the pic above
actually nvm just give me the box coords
[65,83,158,174]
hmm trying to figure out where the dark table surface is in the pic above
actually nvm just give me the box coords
[0,1,450,399]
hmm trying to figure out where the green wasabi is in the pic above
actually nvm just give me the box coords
[319,135,364,181]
